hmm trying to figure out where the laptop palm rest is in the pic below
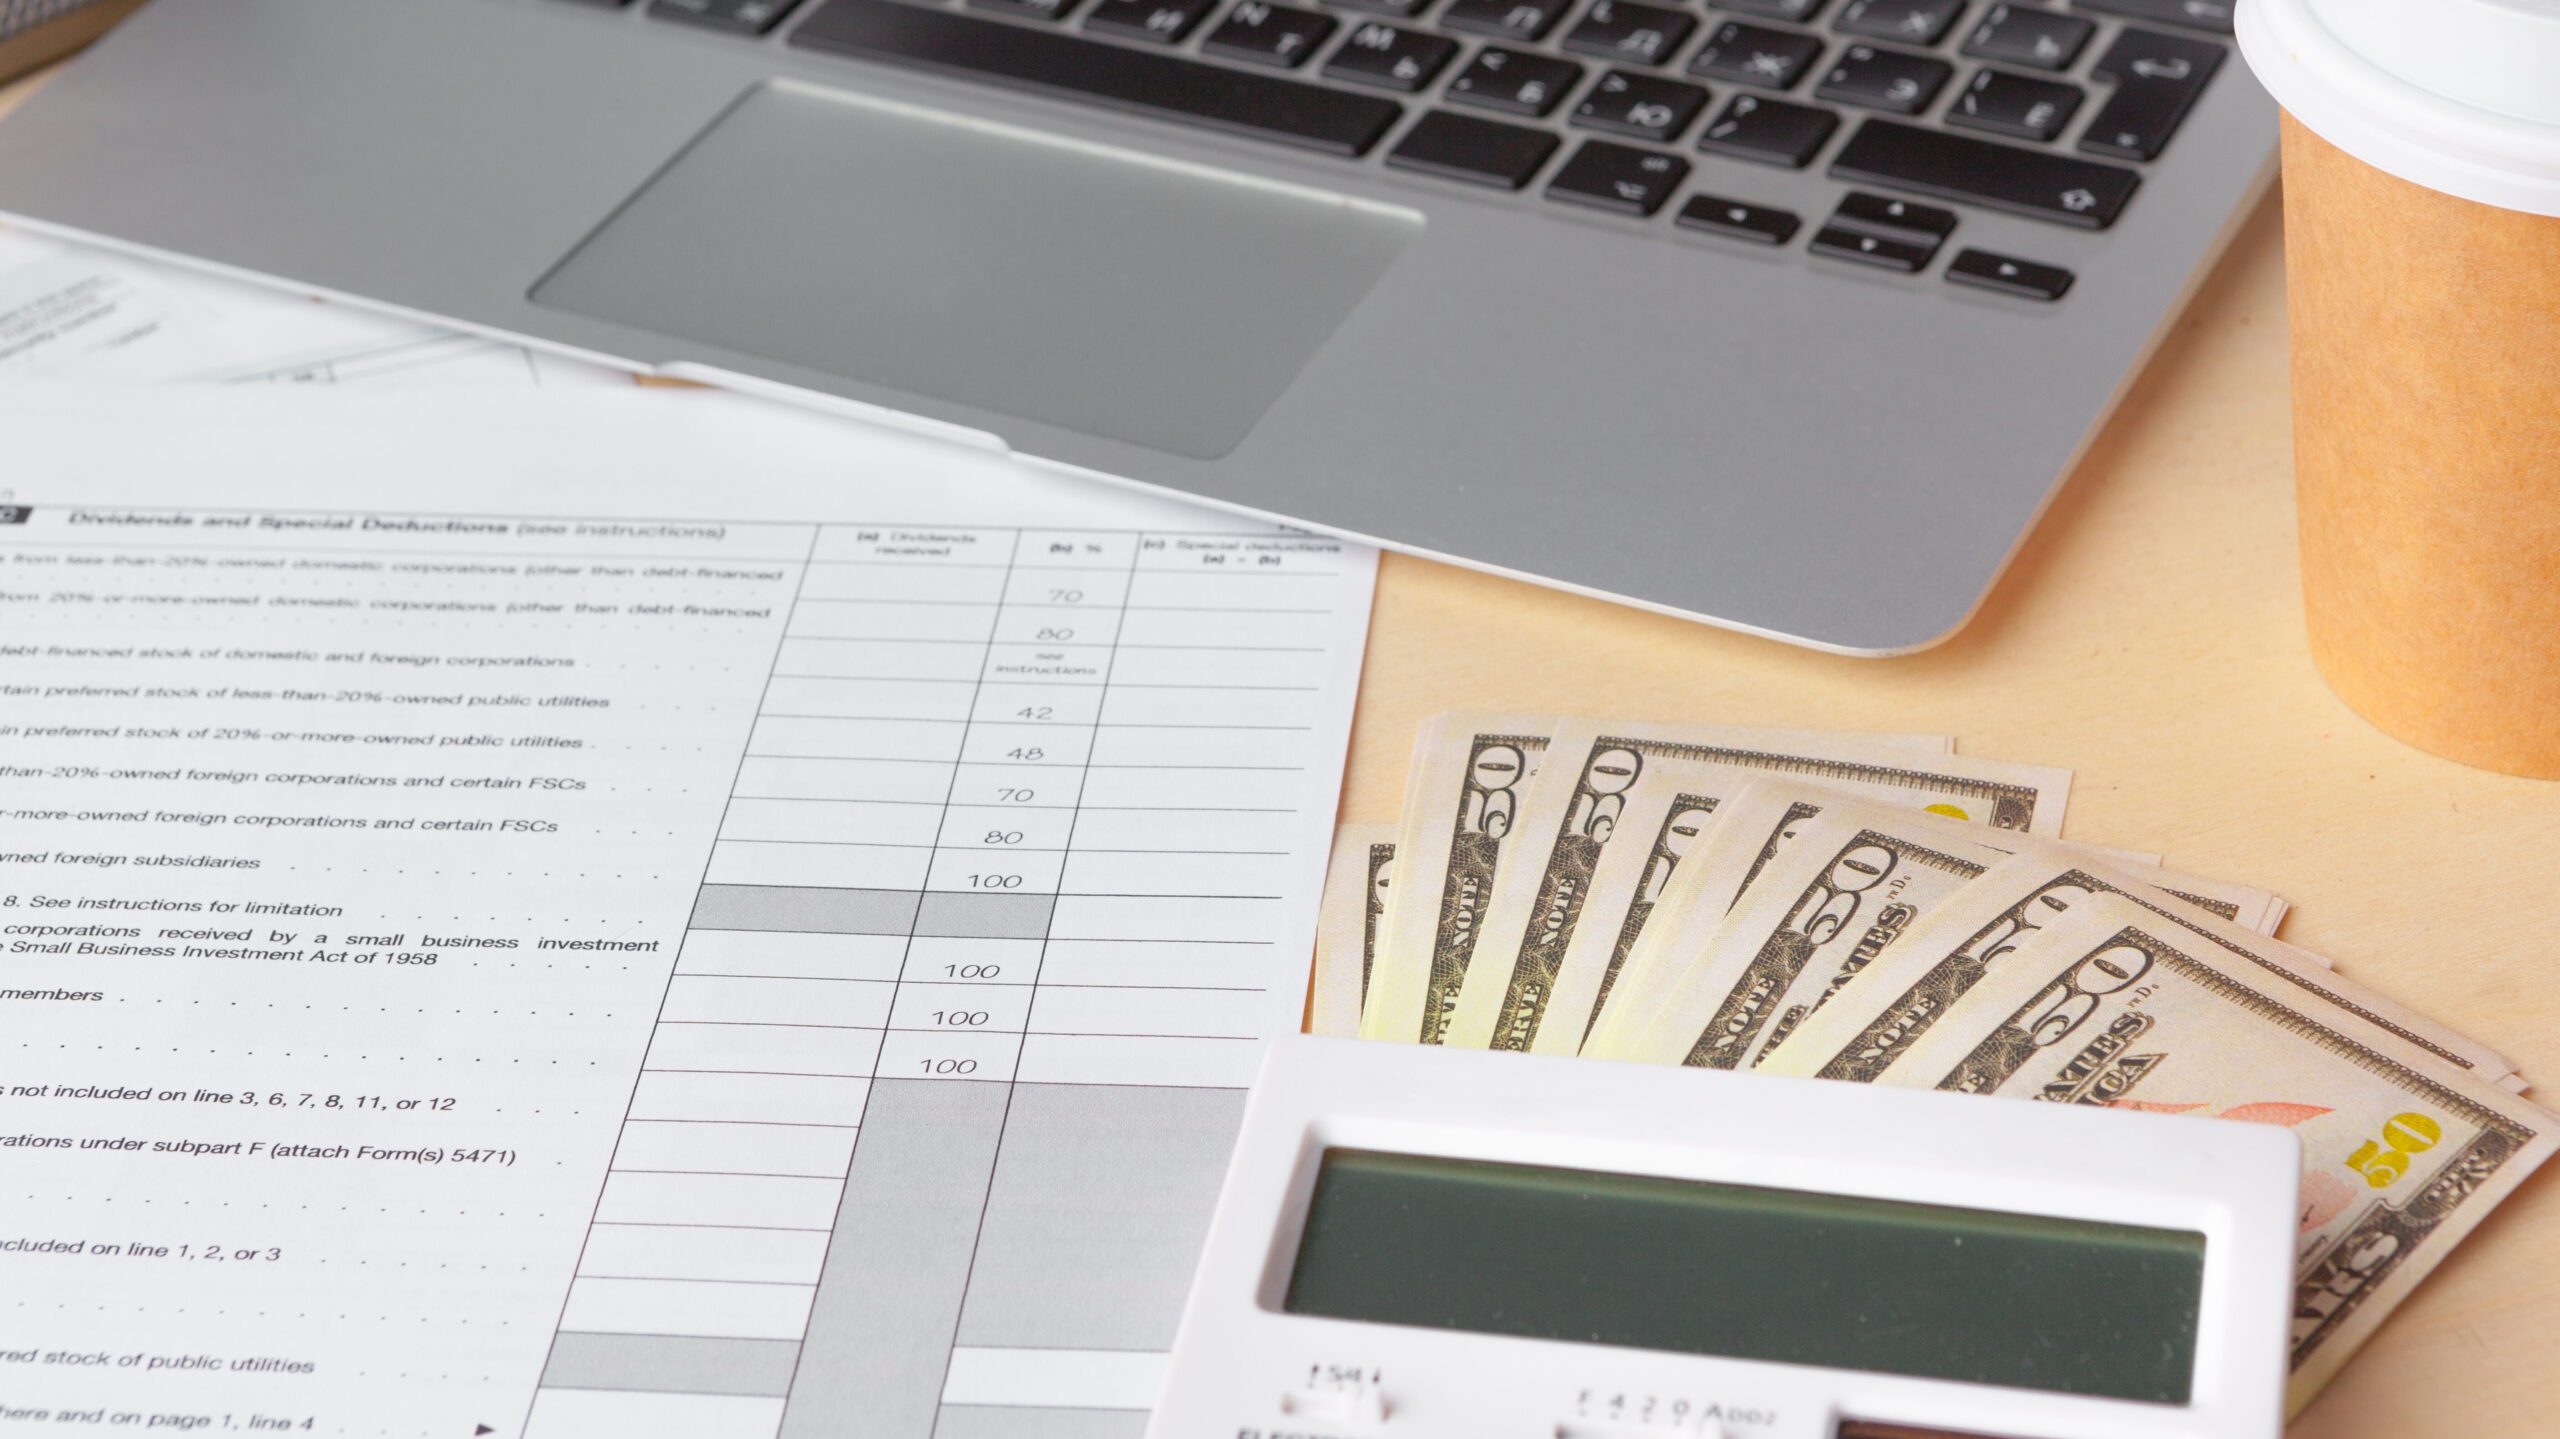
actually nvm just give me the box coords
[532,80,1419,460]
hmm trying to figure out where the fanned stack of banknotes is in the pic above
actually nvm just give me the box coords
[1311,714,2552,1414]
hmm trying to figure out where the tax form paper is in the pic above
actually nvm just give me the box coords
[0,388,1377,1438]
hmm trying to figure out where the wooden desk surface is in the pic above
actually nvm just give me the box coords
[1344,196,2560,1436]
[4,59,2550,1439]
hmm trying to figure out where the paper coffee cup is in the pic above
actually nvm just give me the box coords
[2238,0,2560,778]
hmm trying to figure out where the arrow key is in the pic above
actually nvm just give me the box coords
[1810,188,1954,270]
[1676,193,1803,245]
[1833,187,1957,240]
[1947,246,2073,298]
[1810,222,1936,271]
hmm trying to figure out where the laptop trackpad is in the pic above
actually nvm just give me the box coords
[533,81,1419,459]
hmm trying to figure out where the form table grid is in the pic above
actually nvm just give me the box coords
[527,524,1357,1439]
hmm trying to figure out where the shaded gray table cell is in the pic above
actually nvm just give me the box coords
[539,1332,799,1397]
[956,1083,1246,1352]
[782,1078,1012,1439]
[915,890,1056,939]
[936,1407,1148,1439]
[692,884,922,936]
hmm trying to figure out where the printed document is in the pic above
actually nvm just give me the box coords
[0,388,1377,1438]
[0,228,623,387]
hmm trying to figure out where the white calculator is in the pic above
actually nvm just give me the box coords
[1151,1036,2296,1439]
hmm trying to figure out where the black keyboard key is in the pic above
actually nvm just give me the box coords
[1811,225,1934,269]
[1830,117,2139,225]
[1689,21,1825,90]
[1547,139,1690,215]
[1948,67,2081,140]
[1203,1,1337,64]
[649,0,802,31]
[1086,0,1215,40]
[1697,92,1839,166]
[1836,187,1956,236]
[973,0,1081,20]
[1388,108,1562,186]
[1713,0,1829,22]
[1332,0,1435,18]
[1676,193,1802,243]
[1834,0,1965,47]
[1946,246,2074,298]
[1961,3,2092,69]
[1324,21,1461,88]
[1811,188,1955,268]
[791,0,1404,154]
[1816,44,1951,113]
[1447,47,1585,114]
[1440,0,1568,39]
[2074,0,2231,34]
[2081,27,2222,159]
[1574,70,1712,140]
[1563,0,1698,66]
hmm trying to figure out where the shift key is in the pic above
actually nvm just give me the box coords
[1829,118,2139,228]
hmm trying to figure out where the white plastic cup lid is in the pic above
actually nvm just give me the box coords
[2238,0,2560,215]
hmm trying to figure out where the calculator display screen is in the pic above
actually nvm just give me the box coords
[1283,1148,2206,1404]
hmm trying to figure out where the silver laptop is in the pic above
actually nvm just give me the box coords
[0,0,2270,653]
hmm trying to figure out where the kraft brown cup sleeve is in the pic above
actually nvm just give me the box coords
[2281,113,2560,779]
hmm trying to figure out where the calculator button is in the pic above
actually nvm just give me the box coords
[1203,1,1338,64]
[1324,21,1462,89]
[1547,139,1691,215]
[1447,47,1585,115]
[1562,0,1698,66]
[1946,246,2074,298]
[1677,192,1802,244]
[1085,0,1216,41]
[1574,70,1713,141]
[1387,108,1563,186]
[1961,2,2093,69]
[1688,20,1825,90]
[1697,92,1840,167]
[649,0,803,32]
[1833,0,1966,48]
[2079,27,2223,160]
[2073,0,2232,35]
[1830,117,2139,227]
[1947,67,2083,141]
[1439,0,1568,39]
[1815,44,1953,114]
[1280,1389,1388,1427]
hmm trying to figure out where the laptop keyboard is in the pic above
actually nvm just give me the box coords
[583,0,2236,300]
